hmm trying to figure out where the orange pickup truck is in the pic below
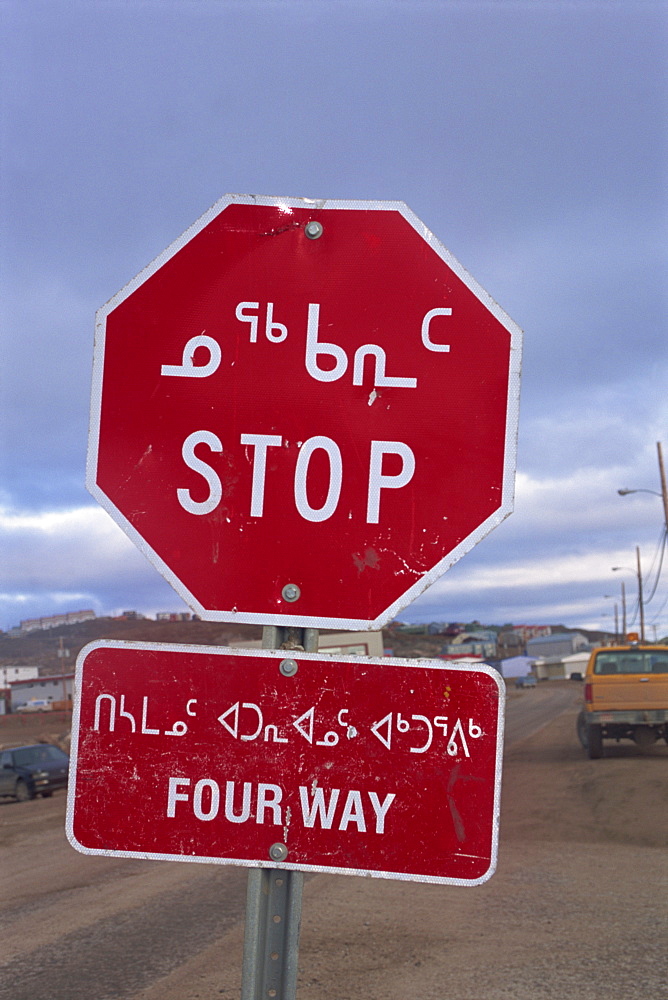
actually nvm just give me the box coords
[576,642,668,758]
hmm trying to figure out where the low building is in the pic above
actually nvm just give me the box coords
[510,625,552,642]
[19,609,96,633]
[0,665,40,687]
[1,667,42,716]
[441,640,496,658]
[9,673,74,712]
[526,632,589,659]
[533,651,590,681]
[317,631,385,657]
[562,652,590,678]
[441,631,497,659]
[228,631,385,657]
[439,653,484,663]
[498,655,536,678]
[496,631,525,655]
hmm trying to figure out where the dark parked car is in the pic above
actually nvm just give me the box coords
[0,743,69,801]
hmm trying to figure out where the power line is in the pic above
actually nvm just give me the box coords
[647,589,668,627]
[644,526,667,605]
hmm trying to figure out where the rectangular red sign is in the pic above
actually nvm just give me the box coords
[66,642,504,885]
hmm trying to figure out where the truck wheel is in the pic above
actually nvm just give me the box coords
[633,726,658,751]
[587,724,603,759]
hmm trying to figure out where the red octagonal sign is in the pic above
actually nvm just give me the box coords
[89,196,522,628]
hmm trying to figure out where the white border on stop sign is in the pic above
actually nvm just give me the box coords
[87,195,522,630]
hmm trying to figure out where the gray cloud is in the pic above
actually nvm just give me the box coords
[1,2,666,634]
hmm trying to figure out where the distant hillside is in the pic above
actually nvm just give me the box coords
[0,616,454,671]
[2,617,635,675]
[381,629,452,659]
[0,618,264,673]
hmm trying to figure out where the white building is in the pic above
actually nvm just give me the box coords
[526,632,589,659]
[534,651,590,681]
[19,609,96,633]
[229,631,385,657]
[1,665,40,687]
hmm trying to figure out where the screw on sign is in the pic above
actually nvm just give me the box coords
[88,195,522,628]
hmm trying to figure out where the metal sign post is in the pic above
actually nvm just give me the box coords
[241,625,317,1000]
[80,191,520,999]
[241,867,303,1000]
[67,639,504,996]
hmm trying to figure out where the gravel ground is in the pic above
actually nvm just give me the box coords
[214,703,667,999]
[1,689,666,999]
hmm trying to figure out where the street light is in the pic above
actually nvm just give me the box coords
[617,442,668,531]
[617,488,662,497]
[612,546,644,641]
[615,443,668,644]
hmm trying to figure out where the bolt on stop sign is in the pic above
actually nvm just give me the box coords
[89,195,522,628]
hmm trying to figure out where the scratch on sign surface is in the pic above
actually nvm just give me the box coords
[352,548,381,574]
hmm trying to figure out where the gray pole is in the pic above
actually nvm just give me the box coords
[636,546,645,643]
[621,581,627,639]
[657,441,668,533]
[240,624,318,1000]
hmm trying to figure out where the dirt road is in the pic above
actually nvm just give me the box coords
[1,684,666,999]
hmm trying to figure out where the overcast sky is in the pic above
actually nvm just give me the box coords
[1,0,666,637]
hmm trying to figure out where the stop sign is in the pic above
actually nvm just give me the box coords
[89,195,522,629]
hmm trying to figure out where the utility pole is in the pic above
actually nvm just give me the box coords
[616,442,666,642]
[636,545,645,642]
[657,441,668,532]
[621,581,627,639]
